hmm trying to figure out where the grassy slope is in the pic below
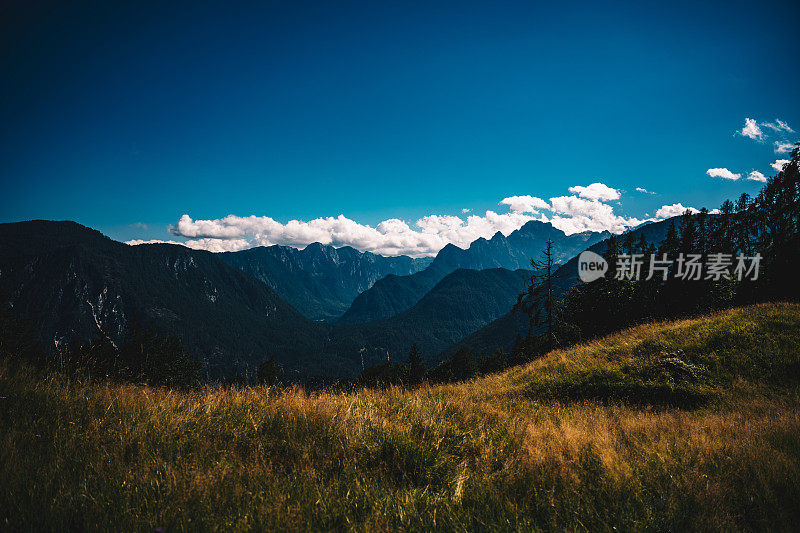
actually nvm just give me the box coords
[2,303,800,531]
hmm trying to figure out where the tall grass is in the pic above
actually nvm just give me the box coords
[1,303,799,531]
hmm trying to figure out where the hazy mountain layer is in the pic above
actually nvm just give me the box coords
[219,244,431,321]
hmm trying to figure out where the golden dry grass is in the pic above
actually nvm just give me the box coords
[2,303,799,531]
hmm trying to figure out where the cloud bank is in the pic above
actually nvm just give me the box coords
[129,183,692,256]
[126,173,754,257]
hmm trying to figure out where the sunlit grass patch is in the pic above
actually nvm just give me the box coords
[1,303,799,530]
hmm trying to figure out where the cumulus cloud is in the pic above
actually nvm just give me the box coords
[655,203,699,218]
[706,168,741,180]
[126,239,177,246]
[771,159,790,172]
[762,119,793,133]
[635,187,655,194]
[739,118,764,140]
[774,141,796,154]
[654,204,721,218]
[548,195,644,234]
[461,208,471,214]
[162,212,547,257]
[126,238,251,253]
[567,182,620,201]
[499,195,551,214]
[747,171,767,183]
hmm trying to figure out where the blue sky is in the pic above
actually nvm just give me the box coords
[1,0,798,255]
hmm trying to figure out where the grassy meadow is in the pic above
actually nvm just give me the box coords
[2,303,800,531]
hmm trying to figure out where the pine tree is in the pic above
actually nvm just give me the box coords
[450,346,477,381]
[735,193,752,255]
[697,208,709,256]
[678,209,698,255]
[622,232,636,256]
[406,343,426,384]
[514,239,557,352]
[660,220,680,258]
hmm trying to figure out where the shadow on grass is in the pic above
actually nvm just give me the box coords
[524,379,715,408]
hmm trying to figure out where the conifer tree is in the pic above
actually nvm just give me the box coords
[406,343,426,384]
[514,239,557,352]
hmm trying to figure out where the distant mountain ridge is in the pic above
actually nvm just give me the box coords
[338,221,608,324]
[430,220,607,272]
[219,243,431,321]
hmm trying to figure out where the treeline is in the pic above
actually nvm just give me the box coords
[0,298,201,387]
[557,144,799,344]
[53,321,202,387]
[354,342,517,388]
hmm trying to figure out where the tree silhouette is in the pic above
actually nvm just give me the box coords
[406,343,426,384]
[258,356,283,385]
[514,239,558,353]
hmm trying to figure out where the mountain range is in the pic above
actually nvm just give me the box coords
[0,218,670,380]
[338,221,608,323]
[219,244,430,321]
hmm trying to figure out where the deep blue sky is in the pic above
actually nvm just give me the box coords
[1,0,798,246]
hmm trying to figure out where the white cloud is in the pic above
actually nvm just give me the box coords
[655,203,699,218]
[774,141,795,154]
[706,168,741,180]
[164,212,545,257]
[499,195,550,213]
[771,159,790,172]
[567,182,620,201]
[548,195,644,234]
[155,182,671,256]
[126,239,178,246]
[635,187,655,194]
[131,171,755,256]
[747,171,767,183]
[762,119,793,133]
[126,238,251,253]
[739,117,764,140]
